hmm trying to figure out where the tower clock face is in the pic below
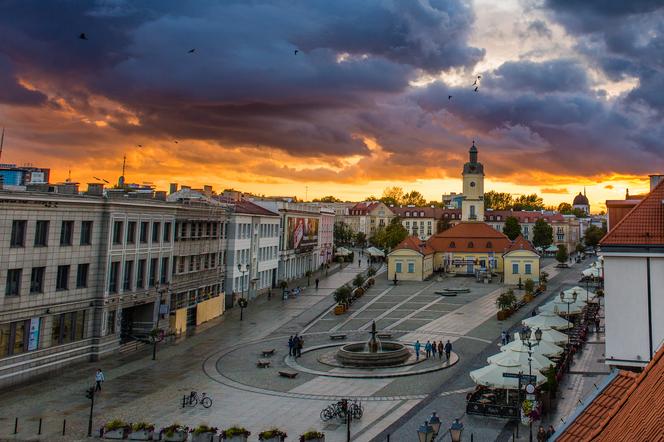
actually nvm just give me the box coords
[470,181,476,187]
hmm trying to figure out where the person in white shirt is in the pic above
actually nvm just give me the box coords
[95,368,105,392]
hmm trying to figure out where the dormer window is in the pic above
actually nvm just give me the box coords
[420,211,425,217]
[406,211,410,217]
[486,241,492,248]
[449,241,456,248]
[468,241,474,248]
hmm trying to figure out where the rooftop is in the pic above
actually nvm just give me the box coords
[427,222,512,253]
[393,235,435,255]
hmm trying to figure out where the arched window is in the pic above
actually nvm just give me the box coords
[449,241,456,248]
[468,241,474,248]
[486,241,492,248]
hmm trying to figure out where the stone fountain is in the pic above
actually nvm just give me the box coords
[335,321,411,367]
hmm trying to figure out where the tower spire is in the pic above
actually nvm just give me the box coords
[0,128,5,162]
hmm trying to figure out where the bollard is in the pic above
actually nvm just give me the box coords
[38,418,42,435]
[13,417,18,434]
[471,433,474,442]
[387,435,390,442]
[62,419,66,436]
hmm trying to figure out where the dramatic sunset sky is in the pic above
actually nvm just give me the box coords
[1,0,662,210]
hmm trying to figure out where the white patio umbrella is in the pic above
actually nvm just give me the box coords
[582,267,601,278]
[539,299,584,316]
[537,327,570,346]
[563,286,597,303]
[501,332,564,358]
[487,349,555,372]
[470,356,546,389]
[545,245,559,253]
[524,310,574,330]
[335,247,351,256]
[365,246,385,257]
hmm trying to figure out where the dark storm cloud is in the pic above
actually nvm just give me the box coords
[485,59,590,93]
[526,20,552,39]
[0,55,48,106]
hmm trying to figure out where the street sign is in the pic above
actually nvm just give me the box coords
[502,373,537,383]
[502,373,521,379]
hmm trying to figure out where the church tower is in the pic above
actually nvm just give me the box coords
[461,141,485,221]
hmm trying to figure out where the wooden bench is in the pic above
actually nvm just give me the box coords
[377,333,392,339]
[261,349,276,357]
[278,370,298,379]
[256,359,271,368]
[330,334,347,340]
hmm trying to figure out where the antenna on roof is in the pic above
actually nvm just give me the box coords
[67,169,71,182]
[0,127,4,161]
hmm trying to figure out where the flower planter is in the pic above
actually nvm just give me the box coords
[301,437,324,442]
[225,435,248,442]
[104,429,129,440]
[497,310,511,321]
[192,432,216,442]
[128,430,154,441]
[163,431,188,442]
[334,305,346,315]
[262,437,286,442]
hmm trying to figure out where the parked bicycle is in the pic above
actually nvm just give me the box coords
[184,391,212,408]
[320,399,363,421]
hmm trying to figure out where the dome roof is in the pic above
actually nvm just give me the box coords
[573,192,589,206]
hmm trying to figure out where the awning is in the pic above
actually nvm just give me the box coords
[545,245,559,252]
[365,246,385,257]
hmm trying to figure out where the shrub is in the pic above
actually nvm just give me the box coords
[367,267,377,277]
[104,420,129,431]
[300,431,325,441]
[221,426,251,439]
[540,271,549,284]
[353,273,366,288]
[132,422,155,432]
[496,290,517,311]
[162,424,188,437]
[333,285,352,304]
[524,278,535,295]
[259,428,288,440]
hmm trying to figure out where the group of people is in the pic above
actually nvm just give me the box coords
[537,425,556,441]
[413,339,452,362]
[288,334,304,357]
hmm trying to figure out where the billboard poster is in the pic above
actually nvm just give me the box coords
[287,217,319,250]
[28,317,41,351]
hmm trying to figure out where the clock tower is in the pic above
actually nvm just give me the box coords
[461,141,485,221]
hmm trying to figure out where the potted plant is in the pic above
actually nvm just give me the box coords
[299,431,325,442]
[353,287,364,298]
[523,278,535,302]
[367,267,377,277]
[103,420,130,440]
[259,428,288,442]
[129,422,155,441]
[353,273,366,289]
[161,424,189,442]
[496,290,516,320]
[221,426,251,441]
[334,303,346,315]
[191,424,218,442]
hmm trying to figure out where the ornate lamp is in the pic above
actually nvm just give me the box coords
[428,411,441,436]
[535,327,543,342]
[449,419,464,442]
[417,421,434,442]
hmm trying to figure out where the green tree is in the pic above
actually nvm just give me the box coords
[355,231,367,247]
[555,244,569,264]
[436,217,452,234]
[524,278,535,295]
[532,218,553,247]
[402,190,427,206]
[380,186,404,207]
[502,216,522,240]
[334,222,354,246]
[584,225,607,249]
[313,195,341,203]
[484,191,513,210]
[575,243,585,254]
[572,208,589,218]
[557,202,573,214]
[513,194,544,211]
[371,217,408,250]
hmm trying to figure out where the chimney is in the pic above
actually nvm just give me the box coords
[154,191,167,201]
[86,182,104,196]
[169,183,178,194]
[649,174,664,191]
[181,185,191,191]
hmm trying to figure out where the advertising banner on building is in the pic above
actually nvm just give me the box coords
[287,217,319,250]
[28,317,41,351]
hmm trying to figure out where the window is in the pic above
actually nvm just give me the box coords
[80,221,93,245]
[557,234,564,241]
[34,220,49,246]
[512,263,519,274]
[30,267,45,293]
[123,261,133,291]
[139,222,149,243]
[108,262,120,293]
[470,205,476,218]
[149,258,158,287]
[56,265,69,291]
[106,310,116,336]
[152,222,161,243]
[112,221,123,245]
[136,259,146,289]
[206,222,211,237]
[60,220,74,246]
[160,257,169,284]
[396,262,402,273]
[10,220,26,247]
[525,263,532,274]
[76,264,89,288]
[163,222,171,242]
[408,262,415,273]
[127,221,136,244]
[449,241,455,248]
[6,269,22,296]
[177,257,185,274]
[181,222,188,238]
[51,311,85,346]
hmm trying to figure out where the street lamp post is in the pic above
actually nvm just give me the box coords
[428,412,441,440]
[417,421,434,442]
[449,419,464,442]
[525,328,543,442]
[559,291,578,344]
[237,263,250,321]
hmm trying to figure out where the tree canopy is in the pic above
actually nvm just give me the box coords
[313,195,342,203]
[512,194,545,211]
[557,202,573,214]
[584,225,606,249]
[532,218,553,247]
[334,222,354,246]
[370,217,408,250]
[402,190,427,206]
[484,191,514,210]
[502,216,522,240]
[555,244,569,264]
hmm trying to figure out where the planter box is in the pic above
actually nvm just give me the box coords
[104,429,129,440]
[128,430,154,440]
[163,431,188,442]
[192,433,216,442]
[334,305,346,315]
[261,437,286,442]
[497,310,511,321]
[301,437,324,442]
[225,435,248,442]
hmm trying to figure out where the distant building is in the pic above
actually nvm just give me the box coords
[572,189,590,214]
[0,163,50,187]
[344,201,394,237]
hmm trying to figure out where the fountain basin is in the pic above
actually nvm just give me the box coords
[336,341,411,367]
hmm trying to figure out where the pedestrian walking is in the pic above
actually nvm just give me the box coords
[431,340,437,358]
[95,368,105,392]
[315,278,319,289]
[288,335,294,356]
[444,340,452,362]
[292,335,300,358]
[546,425,555,438]
[536,426,547,442]
[594,315,601,334]
[414,340,421,360]
[297,335,303,357]
[425,341,432,358]
[437,341,444,359]
[500,330,507,346]
[268,288,272,300]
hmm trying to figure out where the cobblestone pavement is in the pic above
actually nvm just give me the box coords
[0,254,597,442]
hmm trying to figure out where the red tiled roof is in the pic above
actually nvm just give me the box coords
[231,199,279,217]
[349,201,382,215]
[587,345,664,442]
[556,371,637,442]
[391,206,438,218]
[484,210,565,223]
[504,234,536,253]
[426,222,511,253]
[601,178,664,245]
[393,235,435,255]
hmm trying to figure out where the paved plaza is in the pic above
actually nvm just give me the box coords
[0,255,598,442]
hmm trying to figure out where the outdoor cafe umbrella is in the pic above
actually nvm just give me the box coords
[582,266,601,278]
[524,310,574,330]
[563,286,597,303]
[536,327,569,346]
[487,348,555,372]
[470,355,546,390]
[545,245,559,253]
[335,247,351,256]
[501,332,564,358]
[365,246,385,257]
[538,299,584,316]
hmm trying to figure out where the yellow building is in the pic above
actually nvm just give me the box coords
[503,235,541,285]
[387,236,435,281]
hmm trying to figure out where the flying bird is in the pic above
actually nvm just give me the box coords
[448,95,453,100]
[173,140,179,144]
[136,144,143,148]
[188,48,196,54]
[79,33,88,40]
[294,49,299,55]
